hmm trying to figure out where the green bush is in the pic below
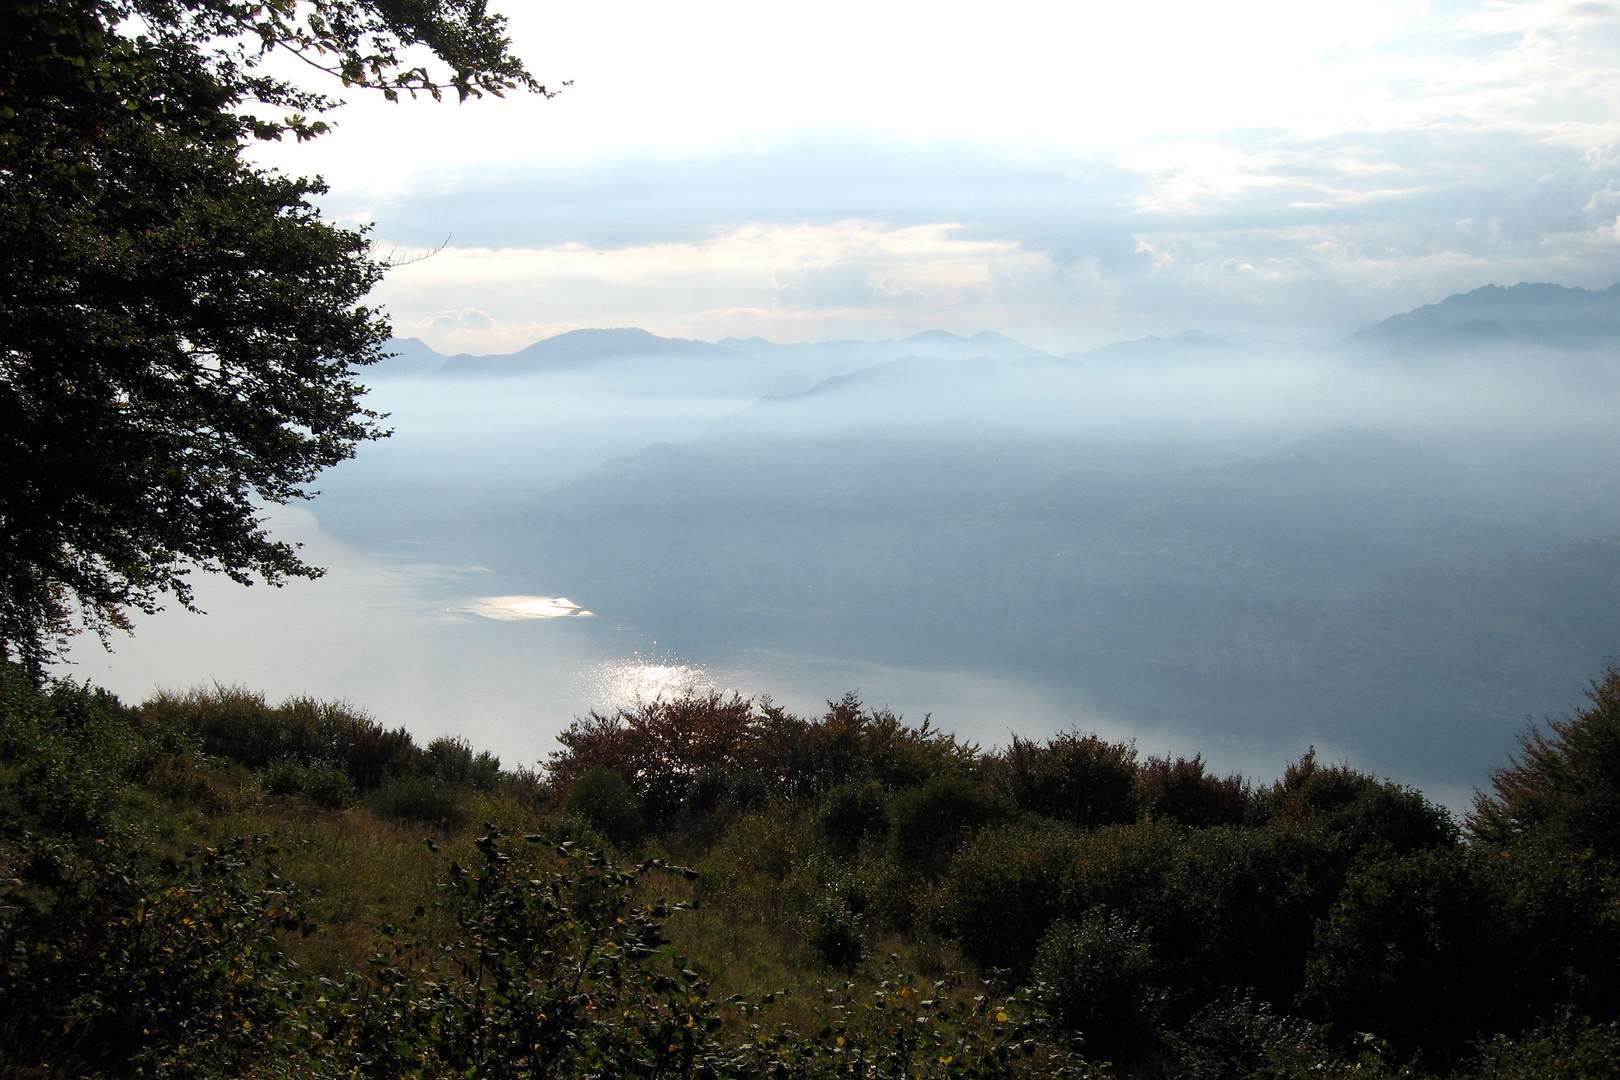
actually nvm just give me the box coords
[1107,823,1352,1012]
[140,687,421,793]
[0,835,308,1078]
[562,764,644,847]
[423,734,501,790]
[818,780,889,852]
[888,776,1007,877]
[1033,913,1168,1062]
[365,774,467,828]
[1163,996,1342,1080]
[807,892,867,969]
[938,821,1085,971]
[676,767,767,842]
[260,760,357,810]
[1301,846,1506,1061]
[1469,1011,1620,1080]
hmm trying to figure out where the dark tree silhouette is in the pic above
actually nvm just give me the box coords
[0,0,550,674]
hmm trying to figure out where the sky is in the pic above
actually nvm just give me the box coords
[247,0,1620,354]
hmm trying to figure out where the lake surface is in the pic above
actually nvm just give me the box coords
[67,328,1620,813]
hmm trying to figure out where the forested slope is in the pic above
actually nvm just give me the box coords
[3,663,1620,1078]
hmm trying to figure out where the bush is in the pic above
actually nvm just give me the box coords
[938,821,1085,971]
[1470,1011,1620,1080]
[562,765,644,847]
[888,776,1007,877]
[140,687,421,794]
[1163,996,1342,1080]
[1262,749,1457,855]
[423,734,501,790]
[260,760,357,810]
[998,731,1139,827]
[818,780,889,852]
[1470,664,1620,857]
[365,774,467,828]
[1033,913,1168,1063]
[0,835,308,1077]
[1135,754,1250,827]
[1301,846,1507,1062]
[807,893,867,969]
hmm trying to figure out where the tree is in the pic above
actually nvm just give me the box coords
[0,0,548,675]
[1470,663,1620,858]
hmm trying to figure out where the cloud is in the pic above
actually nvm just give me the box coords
[290,0,1620,350]
[369,125,1620,349]
[416,308,496,332]
[380,219,1061,348]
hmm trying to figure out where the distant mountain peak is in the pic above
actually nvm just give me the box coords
[1357,281,1620,350]
[434,328,743,377]
[904,329,969,344]
[1068,331,1234,362]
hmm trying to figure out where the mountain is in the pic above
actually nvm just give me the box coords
[434,327,745,377]
[1066,330,1240,363]
[900,329,1051,360]
[371,336,447,378]
[1354,282,1620,350]
[720,328,1049,366]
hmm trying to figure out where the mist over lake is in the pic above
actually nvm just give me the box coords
[70,284,1620,808]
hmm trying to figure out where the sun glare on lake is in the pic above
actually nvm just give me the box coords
[463,595,595,620]
[584,656,718,711]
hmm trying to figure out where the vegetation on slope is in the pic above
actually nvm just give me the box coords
[3,662,1620,1078]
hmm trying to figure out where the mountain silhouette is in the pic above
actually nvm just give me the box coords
[1355,282,1620,349]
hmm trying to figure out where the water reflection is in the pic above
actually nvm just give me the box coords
[584,655,718,711]
[463,595,594,619]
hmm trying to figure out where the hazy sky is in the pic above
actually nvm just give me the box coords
[259,0,1620,352]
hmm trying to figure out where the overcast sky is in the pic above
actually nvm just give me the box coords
[253,0,1620,353]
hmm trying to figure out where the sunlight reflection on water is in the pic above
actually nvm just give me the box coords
[583,655,719,711]
[463,595,594,620]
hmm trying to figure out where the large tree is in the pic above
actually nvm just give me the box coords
[0,0,546,675]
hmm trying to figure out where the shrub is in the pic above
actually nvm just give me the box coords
[704,812,815,888]
[1163,996,1342,1080]
[673,768,767,847]
[139,686,421,793]
[1470,664,1620,858]
[938,821,1085,971]
[807,893,867,969]
[304,764,357,810]
[1135,754,1250,827]
[0,664,135,838]
[1261,749,1456,855]
[260,760,357,810]
[889,776,1007,877]
[548,691,758,791]
[0,836,308,1077]
[818,780,889,852]
[745,693,979,801]
[140,751,227,807]
[1301,846,1507,1062]
[1469,1011,1620,1080]
[997,730,1139,827]
[423,734,501,790]
[1033,913,1168,1063]
[1317,781,1458,855]
[366,774,467,828]
[562,765,644,847]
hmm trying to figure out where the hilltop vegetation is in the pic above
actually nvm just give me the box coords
[3,663,1620,1078]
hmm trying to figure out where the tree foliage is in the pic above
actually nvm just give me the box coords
[0,0,545,674]
[1470,664,1620,857]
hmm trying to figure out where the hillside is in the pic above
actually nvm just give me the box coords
[5,661,1620,1077]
